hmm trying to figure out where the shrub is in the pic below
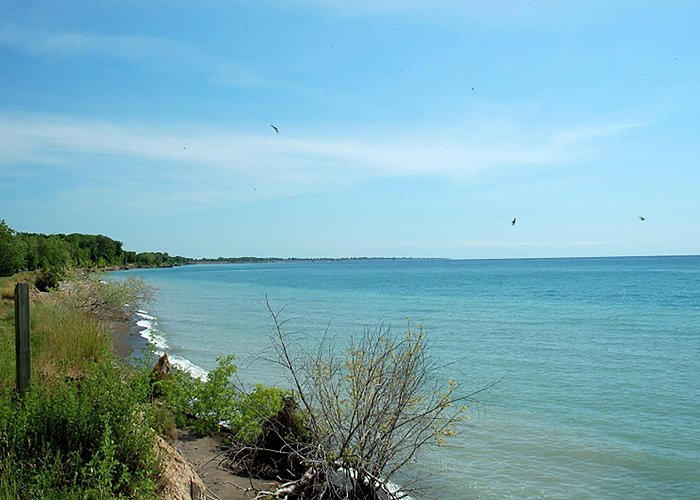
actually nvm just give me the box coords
[155,354,239,437]
[0,359,160,498]
[34,266,64,292]
[230,385,294,444]
[60,273,153,319]
[261,302,490,499]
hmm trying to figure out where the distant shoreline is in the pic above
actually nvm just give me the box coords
[136,253,700,267]
[103,254,700,276]
[192,256,446,264]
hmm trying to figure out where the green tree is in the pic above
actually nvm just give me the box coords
[0,220,25,276]
[37,235,72,270]
[17,233,40,270]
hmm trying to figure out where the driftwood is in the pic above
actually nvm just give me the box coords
[152,352,172,379]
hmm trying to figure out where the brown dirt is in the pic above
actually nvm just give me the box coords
[174,429,279,500]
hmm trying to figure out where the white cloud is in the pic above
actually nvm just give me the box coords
[0,112,641,206]
[0,27,287,89]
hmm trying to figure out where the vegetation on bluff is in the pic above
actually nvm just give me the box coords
[0,274,161,497]
[0,274,302,497]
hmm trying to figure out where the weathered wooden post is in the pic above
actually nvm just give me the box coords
[15,283,30,395]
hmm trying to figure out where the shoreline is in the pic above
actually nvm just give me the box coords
[108,307,275,499]
[109,314,149,360]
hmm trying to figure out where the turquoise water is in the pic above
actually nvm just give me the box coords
[114,256,700,498]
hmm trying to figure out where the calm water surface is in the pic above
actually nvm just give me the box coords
[114,256,700,498]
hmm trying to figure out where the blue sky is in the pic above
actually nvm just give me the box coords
[1,0,699,258]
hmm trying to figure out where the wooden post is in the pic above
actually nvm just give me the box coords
[15,283,30,395]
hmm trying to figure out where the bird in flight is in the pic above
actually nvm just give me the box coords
[512,218,517,226]
[270,124,279,133]
[639,216,646,221]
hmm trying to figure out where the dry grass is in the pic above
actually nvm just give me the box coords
[0,273,36,302]
[0,274,112,389]
[0,276,19,301]
[31,302,112,382]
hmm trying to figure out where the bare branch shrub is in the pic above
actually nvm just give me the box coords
[259,301,491,499]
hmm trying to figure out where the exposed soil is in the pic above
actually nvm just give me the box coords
[174,429,279,500]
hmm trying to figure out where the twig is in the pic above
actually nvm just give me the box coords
[195,447,232,474]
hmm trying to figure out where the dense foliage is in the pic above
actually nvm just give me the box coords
[0,275,161,497]
[0,221,25,277]
[0,219,192,279]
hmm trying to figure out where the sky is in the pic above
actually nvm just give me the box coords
[1,0,699,259]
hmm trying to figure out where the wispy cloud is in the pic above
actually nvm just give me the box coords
[269,0,619,30]
[0,27,182,59]
[0,27,289,89]
[0,112,642,208]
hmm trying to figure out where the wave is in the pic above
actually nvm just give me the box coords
[168,353,209,381]
[133,309,208,381]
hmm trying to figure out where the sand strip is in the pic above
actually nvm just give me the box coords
[110,316,149,360]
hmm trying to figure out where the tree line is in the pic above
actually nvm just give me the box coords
[0,219,192,278]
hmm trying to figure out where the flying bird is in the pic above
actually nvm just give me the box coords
[639,216,646,221]
[270,124,279,133]
[512,218,517,226]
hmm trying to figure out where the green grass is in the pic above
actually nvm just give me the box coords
[0,276,161,498]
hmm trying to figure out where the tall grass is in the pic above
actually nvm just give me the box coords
[0,275,162,498]
[31,301,111,382]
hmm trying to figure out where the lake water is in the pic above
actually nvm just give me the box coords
[113,256,700,498]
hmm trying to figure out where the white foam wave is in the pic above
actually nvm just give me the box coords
[168,353,209,382]
[135,318,169,351]
[330,468,411,499]
[135,310,156,320]
[135,309,209,381]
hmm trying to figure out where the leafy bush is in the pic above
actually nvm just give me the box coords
[230,385,294,444]
[34,266,64,291]
[0,359,160,498]
[156,354,239,437]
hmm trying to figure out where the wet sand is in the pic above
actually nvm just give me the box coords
[109,316,149,360]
